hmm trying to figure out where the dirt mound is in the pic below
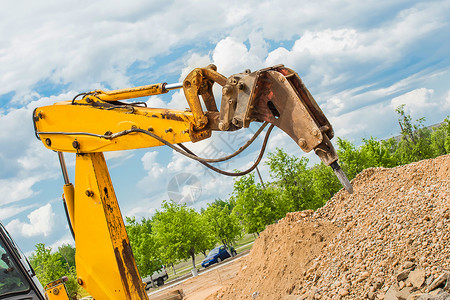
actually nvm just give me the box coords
[212,154,450,299]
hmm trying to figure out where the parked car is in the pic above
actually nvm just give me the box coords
[201,245,237,268]
[142,266,168,289]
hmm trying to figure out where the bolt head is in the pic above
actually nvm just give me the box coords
[298,138,307,147]
[312,129,320,136]
[232,118,242,126]
[223,86,232,95]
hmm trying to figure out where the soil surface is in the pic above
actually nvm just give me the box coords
[150,257,243,299]
[212,154,450,299]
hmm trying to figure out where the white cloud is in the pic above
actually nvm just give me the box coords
[166,90,191,111]
[104,151,135,162]
[0,93,72,211]
[167,152,197,173]
[141,151,165,177]
[212,37,264,76]
[47,234,75,252]
[0,204,37,220]
[125,204,157,220]
[0,177,40,206]
[179,53,213,81]
[6,204,55,238]
[391,88,435,114]
[145,96,168,109]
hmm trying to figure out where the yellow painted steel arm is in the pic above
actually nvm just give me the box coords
[90,83,167,101]
[34,102,211,154]
[73,152,147,299]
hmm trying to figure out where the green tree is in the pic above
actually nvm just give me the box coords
[231,174,282,235]
[57,244,75,269]
[336,137,364,180]
[266,148,324,211]
[359,137,396,168]
[195,214,217,257]
[202,200,242,247]
[429,117,450,156]
[125,217,162,278]
[151,201,212,272]
[29,243,79,297]
[394,104,434,163]
[310,163,341,206]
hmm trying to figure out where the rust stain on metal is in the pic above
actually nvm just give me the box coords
[121,239,147,299]
[160,111,184,122]
[114,247,131,298]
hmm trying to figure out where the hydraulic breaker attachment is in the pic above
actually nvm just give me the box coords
[218,65,353,193]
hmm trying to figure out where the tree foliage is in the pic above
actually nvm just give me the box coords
[338,108,450,181]
[29,243,79,297]
[151,201,214,270]
[202,200,242,247]
[125,216,161,277]
[57,244,75,269]
[231,174,283,234]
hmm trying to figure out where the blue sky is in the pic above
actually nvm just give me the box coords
[1,0,450,254]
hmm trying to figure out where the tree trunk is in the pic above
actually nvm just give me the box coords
[191,251,198,277]
[171,263,176,275]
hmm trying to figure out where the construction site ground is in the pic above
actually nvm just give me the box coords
[149,252,245,299]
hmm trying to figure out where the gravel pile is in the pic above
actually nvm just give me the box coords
[213,154,450,299]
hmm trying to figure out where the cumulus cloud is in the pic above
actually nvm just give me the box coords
[125,204,157,220]
[0,93,72,213]
[6,204,55,237]
[47,233,75,251]
[140,151,166,178]
[212,37,265,75]
[391,88,435,114]
[0,177,40,206]
[0,204,37,221]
